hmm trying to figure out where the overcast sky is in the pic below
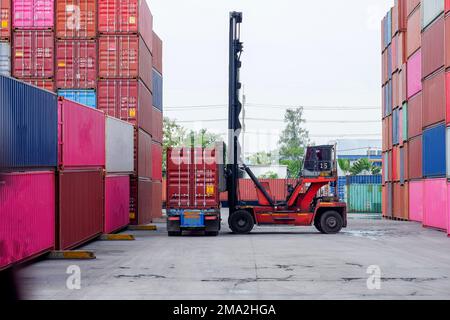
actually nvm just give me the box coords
[149,0,394,154]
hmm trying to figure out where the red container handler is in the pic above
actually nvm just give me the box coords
[0,171,55,270]
[129,176,152,225]
[166,147,221,210]
[20,78,55,91]
[56,0,97,39]
[98,35,152,92]
[0,0,10,40]
[104,174,130,233]
[57,169,104,250]
[97,79,153,135]
[152,31,162,74]
[151,180,162,220]
[136,127,152,179]
[56,39,97,89]
[58,97,106,169]
[12,30,54,78]
[151,140,162,181]
[98,0,153,52]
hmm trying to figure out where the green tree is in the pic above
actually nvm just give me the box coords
[349,158,372,176]
[247,151,276,165]
[163,117,187,174]
[338,158,351,176]
[371,165,382,175]
[278,108,310,178]
[183,129,222,148]
[258,171,279,179]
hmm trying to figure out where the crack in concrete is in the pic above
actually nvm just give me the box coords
[202,275,295,287]
[341,277,447,283]
[114,274,166,279]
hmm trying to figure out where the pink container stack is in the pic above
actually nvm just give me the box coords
[104,175,130,234]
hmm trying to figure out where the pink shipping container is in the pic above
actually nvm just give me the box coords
[58,97,106,168]
[12,0,54,29]
[104,175,130,234]
[151,141,162,181]
[98,0,153,52]
[409,180,424,222]
[12,30,54,78]
[56,40,97,89]
[0,171,55,270]
[56,0,97,39]
[1,0,10,40]
[98,35,152,92]
[423,178,447,231]
[407,49,422,98]
[448,183,450,237]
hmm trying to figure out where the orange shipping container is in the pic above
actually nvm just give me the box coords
[0,0,10,40]
[56,0,97,39]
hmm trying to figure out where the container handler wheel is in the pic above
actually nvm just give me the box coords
[319,210,344,234]
[314,220,323,233]
[229,210,254,234]
[168,231,182,237]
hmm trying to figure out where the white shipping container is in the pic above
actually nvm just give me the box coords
[0,42,10,76]
[106,116,134,173]
[421,0,444,29]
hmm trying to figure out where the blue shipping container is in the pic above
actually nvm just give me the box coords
[423,123,446,177]
[0,75,58,169]
[393,108,399,145]
[387,45,392,77]
[57,89,96,108]
[152,69,163,111]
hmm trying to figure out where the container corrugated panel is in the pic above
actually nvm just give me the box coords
[399,105,403,145]
[407,0,421,17]
[447,127,450,178]
[391,36,398,74]
[403,142,409,181]
[152,106,163,143]
[152,141,162,181]
[106,116,134,173]
[446,71,450,125]
[12,30,54,78]
[402,102,408,140]
[384,152,389,183]
[400,63,407,102]
[447,182,450,236]
[423,123,446,177]
[407,49,422,98]
[393,108,399,145]
[392,4,399,37]
[421,16,444,78]
[97,79,153,135]
[382,185,387,215]
[409,135,423,179]
[152,68,163,111]
[386,182,393,217]
[0,0,10,40]
[57,89,96,108]
[445,17,450,68]
[22,78,54,91]
[12,0,54,29]
[347,184,382,213]
[402,182,409,220]
[151,180,162,220]
[129,176,152,225]
[0,171,55,270]
[0,75,58,169]
[387,115,392,148]
[407,8,421,58]
[423,178,447,230]
[58,169,104,250]
[421,0,444,29]
[387,45,392,76]
[392,147,399,181]
[423,69,446,128]
[98,0,153,52]
[56,0,97,39]
[381,16,385,51]
[399,146,405,184]
[393,182,401,218]
[344,175,382,184]
[56,40,97,89]
[104,174,130,234]
[98,35,152,92]
[58,97,105,168]
[392,72,399,107]
[447,0,450,12]
[152,31,162,74]
[137,128,152,179]
[408,92,422,138]
[0,41,10,76]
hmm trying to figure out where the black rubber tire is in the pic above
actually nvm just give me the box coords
[168,231,182,237]
[314,220,323,233]
[229,210,255,234]
[319,211,344,234]
[205,231,219,237]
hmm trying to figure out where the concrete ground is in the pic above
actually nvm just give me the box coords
[17,210,450,300]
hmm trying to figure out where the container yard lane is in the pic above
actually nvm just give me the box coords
[16,211,450,300]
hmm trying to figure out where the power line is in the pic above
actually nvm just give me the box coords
[174,118,380,124]
[165,104,380,111]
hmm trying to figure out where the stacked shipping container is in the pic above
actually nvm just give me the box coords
[382,0,450,237]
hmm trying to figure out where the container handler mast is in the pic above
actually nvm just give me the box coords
[226,12,347,234]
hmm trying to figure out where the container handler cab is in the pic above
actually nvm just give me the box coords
[226,12,347,235]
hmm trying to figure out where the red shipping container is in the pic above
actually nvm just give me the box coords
[20,78,55,91]
[151,180,162,220]
[0,171,55,270]
[152,141,162,181]
[392,146,399,181]
[104,174,130,234]
[56,40,97,89]
[387,115,393,149]
[408,92,423,138]
[447,0,450,12]
[98,0,153,52]
[407,0,420,17]
[445,16,450,68]
[398,0,408,31]
[136,128,152,179]
[392,3,399,37]
[166,147,222,209]
[12,30,54,78]
[58,97,106,168]
[402,142,409,182]
[388,151,393,182]
[391,35,398,73]
[382,118,388,152]
[447,71,450,125]
[97,79,153,135]
[382,185,387,215]
[98,35,152,91]
[58,169,104,250]
[382,50,388,84]
[400,63,407,103]
[393,182,401,218]
[422,69,446,128]
[129,176,152,225]
[400,183,409,220]
[152,31,162,74]
[56,0,97,39]
[407,8,421,58]
[422,16,444,79]
[12,0,54,29]
[152,106,162,143]
[0,0,10,40]
[408,135,423,179]
[392,71,399,108]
